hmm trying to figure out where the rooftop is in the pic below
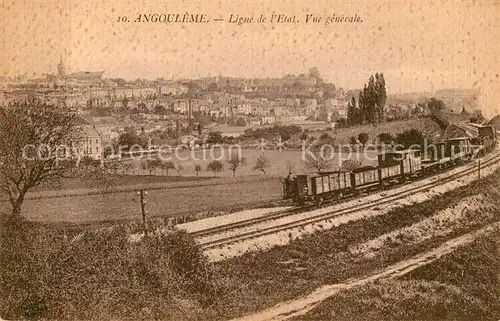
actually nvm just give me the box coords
[379,148,421,155]
[446,137,471,141]
[79,125,101,137]
[67,71,104,79]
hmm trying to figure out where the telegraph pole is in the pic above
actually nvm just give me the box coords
[138,189,148,236]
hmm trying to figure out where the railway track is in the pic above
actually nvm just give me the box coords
[456,122,500,137]
[197,151,500,250]
[192,150,497,240]
[192,157,482,240]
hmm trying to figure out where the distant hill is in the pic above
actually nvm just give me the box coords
[435,88,479,97]
[382,88,479,114]
[434,88,479,114]
[345,90,433,104]
[387,92,433,104]
[328,88,480,116]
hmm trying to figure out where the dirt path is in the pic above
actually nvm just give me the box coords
[230,222,500,321]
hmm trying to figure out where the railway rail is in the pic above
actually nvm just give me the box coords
[197,151,500,250]
[192,161,470,239]
[192,150,495,240]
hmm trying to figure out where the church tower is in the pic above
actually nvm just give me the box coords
[57,54,66,77]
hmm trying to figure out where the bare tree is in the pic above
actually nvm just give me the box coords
[284,160,295,175]
[227,154,246,177]
[341,159,362,171]
[146,159,162,175]
[194,164,201,177]
[303,144,333,172]
[79,156,101,172]
[175,162,184,176]
[161,161,175,176]
[253,154,271,174]
[121,161,133,174]
[140,159,149,175]
[0,101,83,216]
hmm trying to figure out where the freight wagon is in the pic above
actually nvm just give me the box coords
[282,133,493,206]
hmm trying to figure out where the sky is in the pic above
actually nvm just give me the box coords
[1,0,499,117]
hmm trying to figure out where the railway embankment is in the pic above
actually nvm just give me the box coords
[293,227,500,321]
[200,151,500,261]
[200,165,500,321]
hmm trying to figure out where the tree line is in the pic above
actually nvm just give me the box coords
[131,154,271,178]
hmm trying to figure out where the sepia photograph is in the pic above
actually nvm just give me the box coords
[1,1,499,320]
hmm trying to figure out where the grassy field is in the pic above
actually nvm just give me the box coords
[296,230,500,321]
[3,146,377,223]
[1,176,283,223]
[307,117,444,144]
[124,148,380,178]
[33,172,212,192]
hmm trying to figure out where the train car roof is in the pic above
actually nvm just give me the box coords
[307,170,351,177]
[305,173,334,179]
[446,136,471,141]
[317,170,351,174]
[351,165,378,173]
[378,148,420,156]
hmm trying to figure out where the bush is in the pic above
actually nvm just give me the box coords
[253,155,271,174]
[336,118,348,128]
[358,132,369,146]
[0,218,218,320]
[341,159,362,171]
[207,160,224,177]
[206,131,223,145]
[395,128,426,149]
[236,117,247,126]
[318,133,334,145]
[378,132,394,144]
[319,133,330,140]
[242,124,301,141]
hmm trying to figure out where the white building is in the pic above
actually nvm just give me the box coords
[74,125,102,160]
[236,103,252,115]
[157,84,188,96]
